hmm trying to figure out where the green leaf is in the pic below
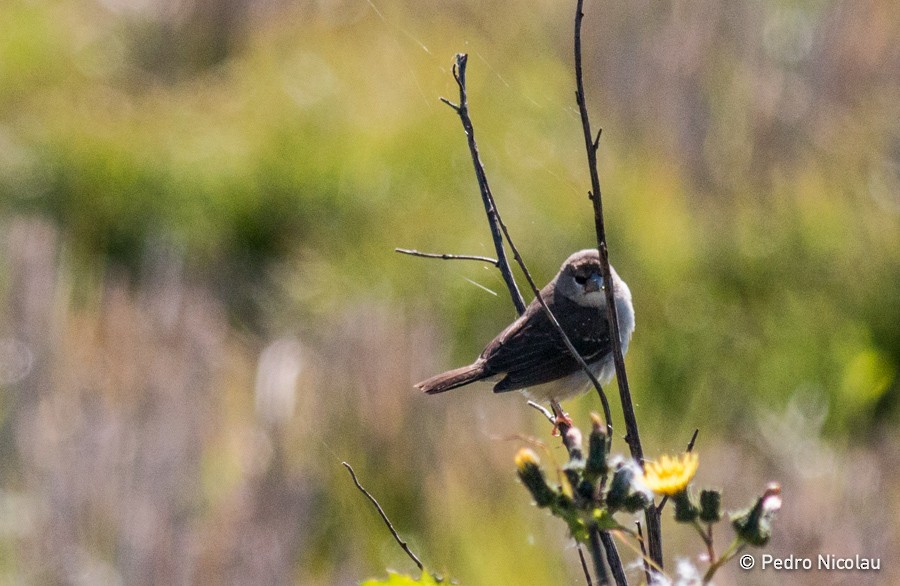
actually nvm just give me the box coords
[592,508,622,531]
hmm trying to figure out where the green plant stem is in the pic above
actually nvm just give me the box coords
[702,537,744,584]
[691,520,716,564]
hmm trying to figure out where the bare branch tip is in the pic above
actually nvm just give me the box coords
[688,428,700,452]
[592,129,602,151]
[439,96,460,111]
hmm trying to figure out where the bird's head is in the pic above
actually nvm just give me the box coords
[556,249,611,308]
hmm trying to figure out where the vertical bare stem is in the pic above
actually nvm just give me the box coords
[573,0,663,567]
[600,531,628,586]
[588,525,612,586]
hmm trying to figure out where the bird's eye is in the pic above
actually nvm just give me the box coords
[574,275,588,285]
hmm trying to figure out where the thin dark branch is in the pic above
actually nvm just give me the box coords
[658,428,700,512]
[588,525,611,586]
[574,0,662,567]
[342,462,424,571]
[442,54,527,315]
[600,531,628,586]
[443,53,614,441]
[686,427,700,452]
[574,0,633,469]
[636,521,652,586]
[395,248,499,266]
[642,505,663,573]
[578,545,595,586]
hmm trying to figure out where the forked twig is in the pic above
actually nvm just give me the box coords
[440,54,527,316]
[442,50,623,584]
[441,53,615,443]
[342,462,424,571]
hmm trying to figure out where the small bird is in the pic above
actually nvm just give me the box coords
[416,249,635,402]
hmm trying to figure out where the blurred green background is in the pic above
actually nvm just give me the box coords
[0,0,897,584]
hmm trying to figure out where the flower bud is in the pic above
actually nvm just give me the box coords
[731,483,782,546]
[515,448,556,508]
[585,413,608,482]
[563,426,585,490]
[564,426,584,463]
[699,489,722,523]
[621,489,652,513]
[605,458,652,513]
[673,490,699,523]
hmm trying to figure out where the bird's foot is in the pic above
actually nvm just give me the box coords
[550,400,572,436]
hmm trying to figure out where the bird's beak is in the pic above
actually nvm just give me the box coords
[584,273,604,293]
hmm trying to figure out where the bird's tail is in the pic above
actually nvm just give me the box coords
[416,362,487,394]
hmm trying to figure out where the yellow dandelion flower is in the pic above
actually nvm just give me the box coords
[643,453,699,496]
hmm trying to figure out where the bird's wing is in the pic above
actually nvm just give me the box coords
[482,295,612,393]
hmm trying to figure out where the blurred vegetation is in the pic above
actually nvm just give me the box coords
[0,0,898,584]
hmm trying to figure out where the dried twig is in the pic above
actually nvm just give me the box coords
[395,248,499,266]
[573,0,662,567]
[342,462,424,572]
[440,54,526,316]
